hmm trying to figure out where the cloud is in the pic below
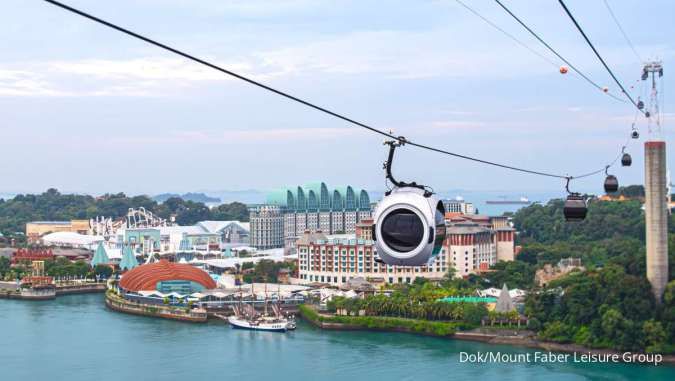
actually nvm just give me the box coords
[48,58,242,82]
[0,57,283,98]
[0,69,74,97]
[7,126,364,149]
[254,28,552,80]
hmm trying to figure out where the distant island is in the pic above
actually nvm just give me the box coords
[152,192,221,203]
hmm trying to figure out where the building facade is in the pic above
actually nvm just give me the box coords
[443,199,476,215]
[249,205,284,250]
[296,213,515,286]
[26,220,90,243]
[250,182,372,251]
[296,231,450,286]
[196,220,250,249]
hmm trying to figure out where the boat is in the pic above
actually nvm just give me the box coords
[485,196,531,205]
[227,314,293,332]
[227,283,296,332]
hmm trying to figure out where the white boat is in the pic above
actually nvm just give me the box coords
[228,315,294,332]
[227,281,296,332]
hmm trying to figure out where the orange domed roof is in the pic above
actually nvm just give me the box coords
[119,260,216,291]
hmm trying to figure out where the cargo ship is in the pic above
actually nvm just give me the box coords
[485,196,531,205]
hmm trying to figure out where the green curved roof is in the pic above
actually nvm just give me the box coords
[265,183,369,212]
[266,188,288,205]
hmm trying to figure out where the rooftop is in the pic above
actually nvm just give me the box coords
[120,260,217,291]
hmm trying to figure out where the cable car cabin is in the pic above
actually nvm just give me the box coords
[564,195,587,221]
[373,187,446,266]
[632,130,639,139]
[621,153,632,166]
[604,175,619,193]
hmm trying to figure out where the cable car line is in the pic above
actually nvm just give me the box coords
[454,0,559,68]
[557,0,644,114]
[492,0,625,103]
[42,0,630,185]
[602,0,642,63]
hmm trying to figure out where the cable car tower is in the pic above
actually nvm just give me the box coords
[642,60,668,302]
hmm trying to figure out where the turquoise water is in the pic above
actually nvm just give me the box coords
[1,294,673,381]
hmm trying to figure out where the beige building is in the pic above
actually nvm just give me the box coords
[296,230,450,286]
[26,220,90,243]
[297,215,516,286]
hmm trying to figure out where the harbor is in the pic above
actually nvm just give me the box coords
[1,293,672,381]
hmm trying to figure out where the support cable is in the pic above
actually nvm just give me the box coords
[42,0,629,184]
[557,0,645,114]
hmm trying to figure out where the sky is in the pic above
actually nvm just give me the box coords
[0,0,673,197]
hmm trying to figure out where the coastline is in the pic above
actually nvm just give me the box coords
[298,305,675,366]
[0,282,106,300]
[105,291,209,323]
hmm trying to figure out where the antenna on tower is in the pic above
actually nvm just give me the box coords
[642,60,664,137]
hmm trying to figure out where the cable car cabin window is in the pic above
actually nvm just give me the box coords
[380,208,425,252]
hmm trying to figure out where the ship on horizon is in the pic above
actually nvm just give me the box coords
[485,196,532,205]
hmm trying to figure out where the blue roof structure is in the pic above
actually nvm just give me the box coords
[91,242,110,267]
[119,246,138,271]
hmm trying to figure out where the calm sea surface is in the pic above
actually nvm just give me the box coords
[1,294,672,381]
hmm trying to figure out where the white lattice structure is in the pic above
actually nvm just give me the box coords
[126,207,168,229]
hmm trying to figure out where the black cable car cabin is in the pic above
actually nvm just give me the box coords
[604,175,619,193]
[564,194,587,221]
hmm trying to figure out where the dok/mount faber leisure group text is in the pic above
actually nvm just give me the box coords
[459,351,664,366]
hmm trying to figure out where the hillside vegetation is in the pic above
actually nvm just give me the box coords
[0,188,249,238]
[509,197,675,353]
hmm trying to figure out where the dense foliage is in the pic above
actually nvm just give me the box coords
[0,188,249,238]
[511,196,675,353]
[299,304,460,336]
[0,256,112,281]
[241,259,296,283]
[526,266,673,353]
[326,281,488,327]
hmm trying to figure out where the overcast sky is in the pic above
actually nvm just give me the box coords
[1,0,673,196]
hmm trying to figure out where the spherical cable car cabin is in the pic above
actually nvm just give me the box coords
[373,187,446,266]
[372,139,446,266]
[604,175,619,193]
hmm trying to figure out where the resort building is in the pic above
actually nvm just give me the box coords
[249,205,285,250]
[116,224,232,255]
[26,220,90,243]
[250,182,372,252]
[196,220,250,249]
[40,231,104,250]
[296,228,450,287]
[445,214,516,273]
[296,213,516,286]
[443,199,476,215]
[119,260,217,294]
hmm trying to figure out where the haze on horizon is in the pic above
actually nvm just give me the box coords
[1,0,673,196]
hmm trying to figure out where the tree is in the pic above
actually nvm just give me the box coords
[94,264,113,278]
[642,319,667,353]
[485,260,535,289]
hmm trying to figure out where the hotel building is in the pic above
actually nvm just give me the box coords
[250,182,372,251]
[297,214,515,286]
